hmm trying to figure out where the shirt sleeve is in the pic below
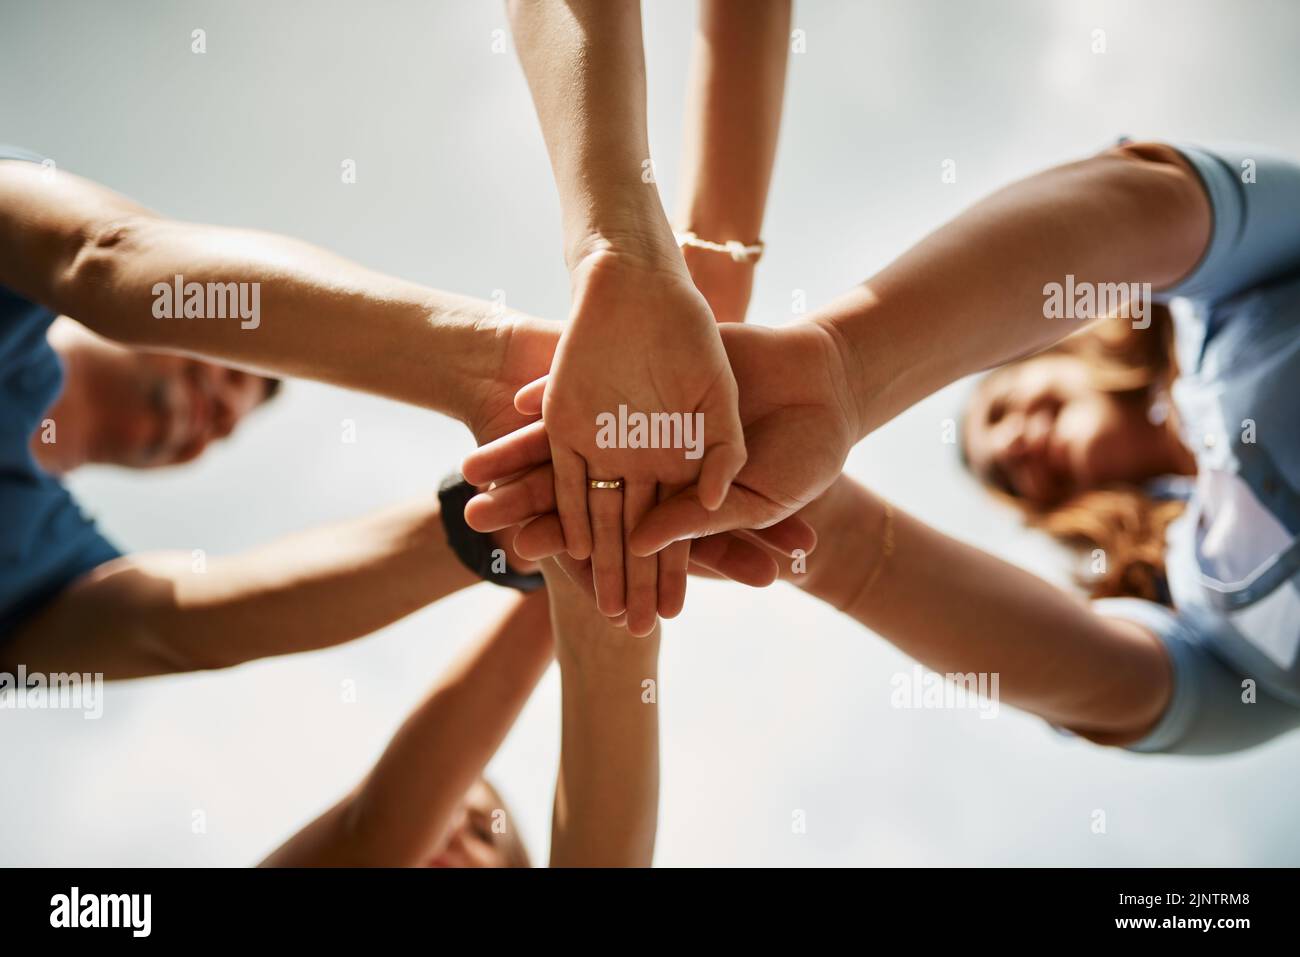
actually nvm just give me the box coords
[1092,597,1300,755]
[0,143,49,165]
[1164,143,1300,304]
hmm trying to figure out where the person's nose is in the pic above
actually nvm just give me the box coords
[1022,407,1053,453]
[210,398,236,439]
[994,415,1028,471]
[442,826,475,864]
[210,371,254,438]
[999,409,1049,470]
[993,416,1044,500]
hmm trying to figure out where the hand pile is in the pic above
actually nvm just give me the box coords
[461,241,862,635]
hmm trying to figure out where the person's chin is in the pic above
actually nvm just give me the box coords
[168,437,213,466]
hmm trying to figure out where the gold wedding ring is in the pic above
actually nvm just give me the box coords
[588,479,624,490]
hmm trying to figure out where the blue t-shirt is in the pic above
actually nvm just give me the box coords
[0,146,120,638]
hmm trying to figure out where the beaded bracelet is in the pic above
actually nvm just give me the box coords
[674,230,766,263]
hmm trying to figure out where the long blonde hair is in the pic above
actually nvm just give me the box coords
[985,304,1186,603]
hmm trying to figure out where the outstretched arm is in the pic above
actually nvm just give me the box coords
[2,498,527,680]
[676,0,791,324]
[818,142,1211,440]
[463,143,1213,551]
[778,476,1171,745]
[505,0,747,635]
[546,559,659,867]
[262,591,554,867]
[0,159,558,445]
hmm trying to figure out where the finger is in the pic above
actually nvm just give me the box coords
[553,446,592,561]
[587,476,625,618]
[656,540,691,619]
[463,419,551,486]
[494,526,539,574]
[696,438,747,511]
[513,513,567,560]
[508,555,539,575]
[743,514,818,557]
[514,375,548,415]
[552,552,597,602]
[655,483,691,619]
[622,480,659,637]
[629,484,762,557]
[686,560,726,581]
[463,465,555,532]
[689,534,780,588]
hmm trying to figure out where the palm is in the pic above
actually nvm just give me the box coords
[545,253,742,489]
[460,317,856,552]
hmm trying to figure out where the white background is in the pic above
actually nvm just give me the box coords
[2,0,1298,866]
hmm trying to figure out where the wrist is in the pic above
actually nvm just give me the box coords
[411,292,502,423]
[675,195,766,253]
[432,300,558,445]
[810,306,874,443]
[564,193,684,278]
[789,481,887,612]
[557,633,660,690]
[386,497,482,598]
[681,242,756,323]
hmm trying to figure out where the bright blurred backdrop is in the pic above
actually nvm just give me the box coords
[2,0,1298,866]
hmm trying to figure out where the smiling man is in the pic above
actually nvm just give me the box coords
[33,317,279,475]
[0,140,559,672]
[0,284,278,637]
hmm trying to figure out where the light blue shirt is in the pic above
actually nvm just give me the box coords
[1096,143,1300,754]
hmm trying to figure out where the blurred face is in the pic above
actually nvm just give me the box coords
[964,355,1153,506]
[425,779,523,868]
[86,348,274,468]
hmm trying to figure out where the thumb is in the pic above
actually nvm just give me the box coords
[696,437,746,511]
[514,375,548,415]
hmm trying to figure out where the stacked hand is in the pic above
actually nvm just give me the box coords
[464,310,860,630]
[528,248,747,635]
[461,295,812,605]
[485,0,817,634]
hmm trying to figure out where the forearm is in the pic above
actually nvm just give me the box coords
[676,0,790,323]
[507,0,678,268]
[64,218,501,418]
[816,143,1212,439]
[0,161,513,422]
[265,592,554,867]
[789,479,1171,741]
[5,498,481,679]
[547,563,659,867]
[677,0,790,243]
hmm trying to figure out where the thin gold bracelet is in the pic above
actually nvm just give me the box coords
[859,502,896,597]
[674,230,765,264]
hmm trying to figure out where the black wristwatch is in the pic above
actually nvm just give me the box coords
[437,473,544,592]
